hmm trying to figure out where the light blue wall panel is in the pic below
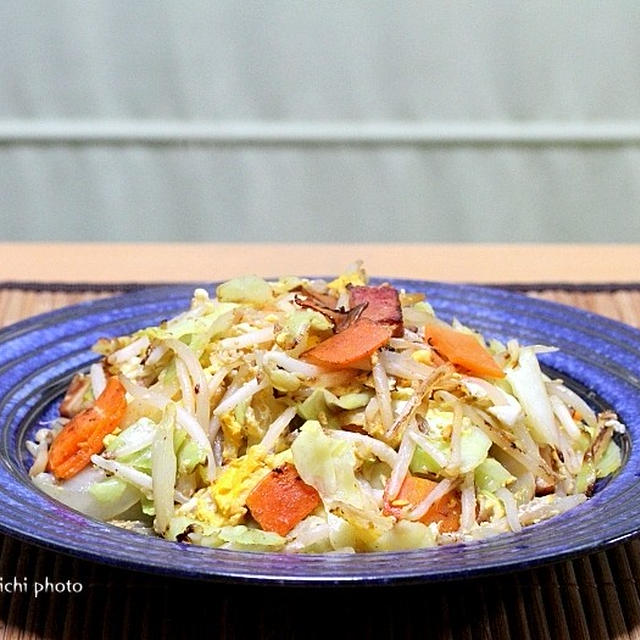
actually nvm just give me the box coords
[1,146,638,242]
[3,1,640,120]
[1,1,640,242]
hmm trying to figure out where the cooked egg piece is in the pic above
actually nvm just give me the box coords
[182,446,294,528]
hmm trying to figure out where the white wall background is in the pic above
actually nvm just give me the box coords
[1,1,640,242]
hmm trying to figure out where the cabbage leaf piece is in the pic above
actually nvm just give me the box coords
[291,420,394,551]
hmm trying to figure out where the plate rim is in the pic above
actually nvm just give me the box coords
[1,278,639,585]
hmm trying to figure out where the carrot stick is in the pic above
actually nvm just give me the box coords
[303,318,392,369]
[246,463,321,536]
[425,324,504,378]
[48,377,127,480]
[383,474,461,533]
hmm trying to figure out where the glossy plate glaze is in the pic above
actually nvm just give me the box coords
[0,280,639,585]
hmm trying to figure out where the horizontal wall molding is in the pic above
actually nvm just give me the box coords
[2,120,640,147]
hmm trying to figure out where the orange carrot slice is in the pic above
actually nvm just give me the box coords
[48,377,127,480]
[303,318,392,369]
[383,474,461,533]
[425,324,504,378]
[246,464,321,536]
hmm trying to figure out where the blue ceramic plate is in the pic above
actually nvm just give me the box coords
[1,280,639,585]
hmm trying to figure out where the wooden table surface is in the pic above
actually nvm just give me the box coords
[1,242,639,640]
[2,242,639,284]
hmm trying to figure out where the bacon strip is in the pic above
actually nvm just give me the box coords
[348,285,404,337]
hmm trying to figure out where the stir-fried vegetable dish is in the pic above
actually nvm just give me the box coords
[28,264,625,553]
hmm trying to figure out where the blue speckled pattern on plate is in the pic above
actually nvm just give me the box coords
[0,279,639,585]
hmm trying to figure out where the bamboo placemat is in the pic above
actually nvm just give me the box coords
[1,284,640,640]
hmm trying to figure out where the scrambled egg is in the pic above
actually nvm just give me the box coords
[411,349,432,366]
[219,404,270,460]
[326,268,366,295]
[219,410,244,461]
[178,445,292,527]
[209,446,272,525]
[243,406,265,446]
